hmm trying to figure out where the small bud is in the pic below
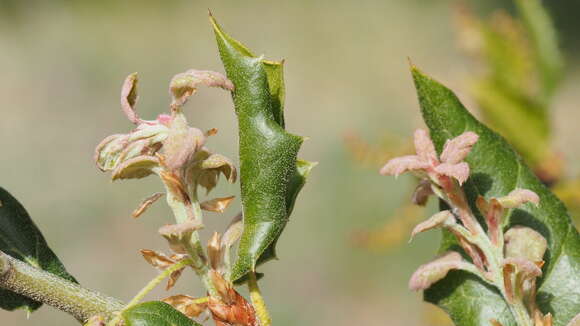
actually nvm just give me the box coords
[410,210,455,241]
[163,127,206,173]
[209,270,233,303]
[208,232,223,270]
[200,196,235,213]
[409,251,467,291]
[497,189,540,209]
[411,180,433,206]
[440,131,478,164]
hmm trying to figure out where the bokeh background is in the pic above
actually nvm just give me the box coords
[1,1,579,325]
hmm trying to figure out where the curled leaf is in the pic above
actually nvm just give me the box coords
[189,152,237,194]
[132,192,165,218]
[504,226,547,262]
[140,249,176,269]
[440,131,479,164]
[414,129,438,163]
[200,196,235,213]
[170,69,234,107]
[111,155,160,181]
[140,249,187,290]
[159,220,204,254]
[162,295,208,318]
[409,251,470,291]
[121,72,140,124]
[379,155,429,177]
[159,170,190,205]
[433,162,470,185]
[497,188,540,209]
[410,210,456,240]
[94,134,130,171]
[503,257,543,279]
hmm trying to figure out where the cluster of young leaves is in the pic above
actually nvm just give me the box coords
[412,67,580,326]
[0,187,77,312]
[120,15,315,325]
[211,15,315,284]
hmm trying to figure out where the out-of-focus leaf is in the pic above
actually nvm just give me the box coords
[412,68,580,326]
[211,14,314,283]
[0,187,78,312]
[514,0,563,100]
[121,301,202,326]
[456,0,562,167]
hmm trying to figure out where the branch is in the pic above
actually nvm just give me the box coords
[0,251,124,323]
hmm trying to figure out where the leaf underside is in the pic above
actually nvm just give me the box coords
[121,301,202,326]
[411,68,580,326]
[211,15,314,283]
[0,187,78,312]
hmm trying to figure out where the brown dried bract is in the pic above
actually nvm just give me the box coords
[162,294,208,318]
[140,249,188,290]
[208,271,258,326]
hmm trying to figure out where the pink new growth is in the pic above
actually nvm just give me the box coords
[380,129,479,185]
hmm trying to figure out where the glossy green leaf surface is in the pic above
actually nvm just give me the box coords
[412,68,580,326]
[0,187,78,312]
[121,301,202,326]
[211,15,313,282]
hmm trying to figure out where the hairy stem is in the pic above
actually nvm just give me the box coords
[106,258,194,326]
[161,178,217,297]
[248,271,271,326]
[0,251,124,323]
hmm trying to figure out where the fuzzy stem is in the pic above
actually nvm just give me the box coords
[0,251,124,323]
[161,178,218,297]
[106,258,194,326]
[248,271,272,326]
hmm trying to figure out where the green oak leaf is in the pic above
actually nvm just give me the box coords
[211,14,314,283]
[0,187,78,312]
[121,301,202,326]
[411,68,580,326]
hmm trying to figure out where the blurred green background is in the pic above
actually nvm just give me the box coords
[1,1,579,325]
